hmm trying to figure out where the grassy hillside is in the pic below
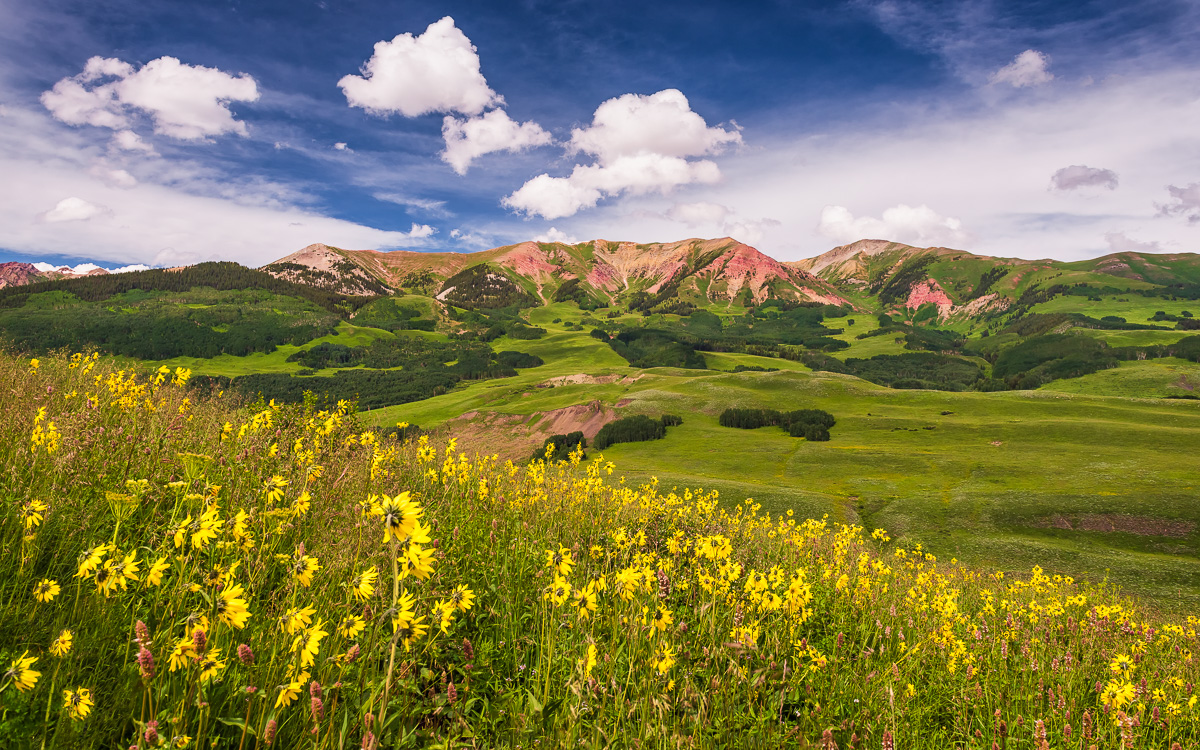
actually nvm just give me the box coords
[3,351,1199,749]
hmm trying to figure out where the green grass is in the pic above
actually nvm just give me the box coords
[1040,357,1200,398]
[148,322,402,377]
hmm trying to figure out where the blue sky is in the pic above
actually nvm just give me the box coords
[1,0,1198,268]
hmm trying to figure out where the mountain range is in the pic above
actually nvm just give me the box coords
[5,237,1200,322]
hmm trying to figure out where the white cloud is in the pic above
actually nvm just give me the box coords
[1051,165,1118,191]
[989,49,1054,88]
[569,89,741,164]
[441,109,552,174]
[448,227,492,247]
[88,164,138,189]
[112,130,156,155]
[406,223,436,238]
[42,55,259,141]
[1158,183,1200,223]
[817,204,968,246]
[505,153,722,219]
[333,142,350,151]
[39,197,105,223]
[374,193,453,218]
[505,90,737,220]
[1104,231,1161,254]
[666,201,730,226]
[339,17,501,117]
[532,227,578,244]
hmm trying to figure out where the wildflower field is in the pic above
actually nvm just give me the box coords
[2,351,1199,749]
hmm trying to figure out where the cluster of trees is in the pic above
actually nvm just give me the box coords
[287,337,542,378]
[259,260,393,296]
[990,334,1116,388]
[718,408,835,441]
[606,329,708,369]
[198,336,544,410]
[592,414,682,450]
[0,262,372,315]
[437,266,540,310]
[531,431,588,462]
[804,351,987,391]
[0,288,336,359]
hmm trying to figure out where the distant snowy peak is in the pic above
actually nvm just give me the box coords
[0,260,152,289]
[31,262,151,275]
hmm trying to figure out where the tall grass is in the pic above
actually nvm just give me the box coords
[1,350,1197,748]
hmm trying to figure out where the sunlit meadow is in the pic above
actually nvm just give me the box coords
[1,351,1198,749]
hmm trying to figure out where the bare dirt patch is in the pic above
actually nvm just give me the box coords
[536,373,643,388]
[438,400,618,461]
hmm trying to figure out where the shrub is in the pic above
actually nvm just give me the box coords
[592,415,667,450]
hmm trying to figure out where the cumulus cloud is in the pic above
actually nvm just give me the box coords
[339,17,501,117]
[42,55,259,141]
[441,109,552,174]
[1051,165,1119,191]
[505,90,739,219]
[532,226,578,244]
[39,197,105,223]
[333,142,350,151]
[568,89,742,164]
[1157,183,1200,223]
[505,153,722,219]
[407,223,436,238]
[817,204,968,247]
[989,50,1054,88]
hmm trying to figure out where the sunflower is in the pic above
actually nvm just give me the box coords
[290,621,329,669]
[391,590,417,633]
[450,584,475,612]
[33,578,60,603]
[573,584,598,619]
[350,566,378,601]
[62,687,93,720]
[3,651,40,692]
[168,638,196,673]
[50,629,73,657]
[279,605,316,635]
[275,680,303,709]
[290,554,321,588]
[145,557,170,587]
[263,475,288,505]
[217,584,253,629]
[651,607,674,634]
[1110,653,1134,675]
[75,543,111,578]
[653,644,677,675]
[545,546,575,577]
[396,615,428,653]
[378,492,422,545]
[197,648,225,683]
[336,615,366,640]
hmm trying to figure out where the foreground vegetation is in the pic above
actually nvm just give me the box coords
[3,351,1200,748]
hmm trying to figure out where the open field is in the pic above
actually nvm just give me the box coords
[370,357,1200,610]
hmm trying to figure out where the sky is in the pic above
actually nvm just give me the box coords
[1,0,1199,269]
